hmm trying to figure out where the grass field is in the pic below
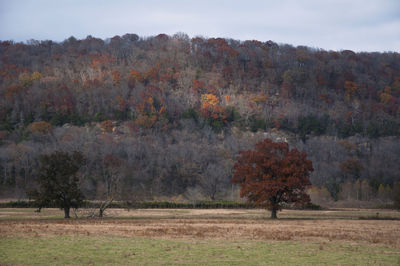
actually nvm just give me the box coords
[0,208,399,265]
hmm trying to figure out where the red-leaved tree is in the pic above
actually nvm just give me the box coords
[232,138,313,219]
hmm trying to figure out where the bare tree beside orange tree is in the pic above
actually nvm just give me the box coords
[232,138,313,219]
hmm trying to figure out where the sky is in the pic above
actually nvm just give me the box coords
[0,0,399,52]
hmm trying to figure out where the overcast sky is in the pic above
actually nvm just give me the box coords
[0,0,399,52]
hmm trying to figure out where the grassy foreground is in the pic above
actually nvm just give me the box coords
[1,235,399,265]
[1,208,399,265]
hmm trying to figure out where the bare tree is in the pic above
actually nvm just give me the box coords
[199,163,229,200]
[98,154,122,217]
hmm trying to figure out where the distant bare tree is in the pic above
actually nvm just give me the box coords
[199,163,227,200]
[98,154,122,218]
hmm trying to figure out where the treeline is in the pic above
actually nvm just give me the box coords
[0,200,324,210]
[1,121,399,205]
[0,33,399,204]
[309,180,400,205]
[0,200,253,209]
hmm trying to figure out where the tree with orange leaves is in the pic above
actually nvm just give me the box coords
[344,81,358,102]
[201,93,219,107]
[111,69,121,85]
[232,138,313,219]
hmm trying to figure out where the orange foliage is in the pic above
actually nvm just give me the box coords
[129,63,162,85]
[100,120,114,133]
[111,69,121,85]
[159,106,166,114]
[115,96,127,111]
[4,85,25,100]
[201,94,219,107]
[192,80,204,92]
[344,81,359,101]
[130,69,143,83]
[18,72,33,87]
[340,158,363,178]
[135,90,166,122]
[200,93,228,125]
[232,138,313,218]
[91,53,116,68]
[207,38,239,58]
[200,105,227,122]
[29,121,52,135]
[339,140,357,155]
[143,62,161,81]
[31,71,43,81]
[0,62,23,80]
[135,115,157,129]
[252,93,268,104]
[137,92,156,114]
[159,71,174,83]
[379,86,393,104]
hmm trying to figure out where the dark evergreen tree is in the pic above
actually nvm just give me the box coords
[28,151,85,218]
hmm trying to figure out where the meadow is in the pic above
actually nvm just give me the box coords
[0,208,399,265]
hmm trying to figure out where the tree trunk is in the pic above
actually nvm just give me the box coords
[271,208,278,219]
[64,207,70,218]
[99,199,113,218]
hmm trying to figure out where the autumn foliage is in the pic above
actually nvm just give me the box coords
[29,121,52,135]
[232,138,313,218]
[100,120,114,133]
[0,34,399,204]
[201,94,219,107]
[199,94,231,131]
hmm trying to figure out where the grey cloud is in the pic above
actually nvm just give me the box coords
[0,0,398,52]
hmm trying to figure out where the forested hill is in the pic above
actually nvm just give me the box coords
[0,33,399,203]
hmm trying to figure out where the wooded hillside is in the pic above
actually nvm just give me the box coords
[1,33,399,204]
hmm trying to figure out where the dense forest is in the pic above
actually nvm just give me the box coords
[0,33,399,205]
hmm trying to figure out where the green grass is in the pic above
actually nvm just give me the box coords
[1,236,399,265]
[0,208,64,220]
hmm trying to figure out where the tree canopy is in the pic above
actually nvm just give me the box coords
[28,151,85,218]
[232,138,313,218]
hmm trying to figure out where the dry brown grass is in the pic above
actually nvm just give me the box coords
[1,208,399,247]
